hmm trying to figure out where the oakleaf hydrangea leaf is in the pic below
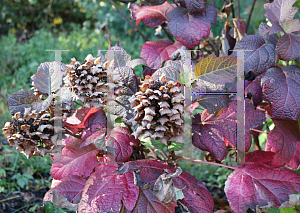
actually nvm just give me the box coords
[276,33,300,61]
[261,65,300,120]
[78,163,139,212]
[266,120,300,168]
[31,62,64,94]
[225,150,300,213]
[106,46,131,67]
[174,0,205,14]
[7,89,37,116]
[129,2,175,28]
[141,39,183,69]
[167,2,217,49]
[50,136,99,180]
[231,35,276,77]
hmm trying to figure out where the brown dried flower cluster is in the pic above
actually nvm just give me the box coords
[63,54,123,108]
[2,108,58,158]
[129,75,185,145]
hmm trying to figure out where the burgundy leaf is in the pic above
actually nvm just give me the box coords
[286,142,300,170]
[266,120,300,167]
[264,0,300,34]
[261,65,300,120]
[121,159,214,213]
[126,188,177,213]
[231,35,276,77]
[174,0,205,14]
[167,2,217,49]
[192,100,265,161]
[192,101,236,161]
[50,136,98,180]
[245,80,263,106]
[44,175,86,204]
[130,2,175,28]
[63,107,106,134]
[81,123,107,149]
[107,126,139,162]
[78,163,139,212]
[225,150,300,212]
[141,39,183,69]
[276,33,300,61]
[7,89,37,116]
[142,65,157,78]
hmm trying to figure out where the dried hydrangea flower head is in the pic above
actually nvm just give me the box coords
[2,107,57,158]
[63,54,123,108]
[129,74,185,145]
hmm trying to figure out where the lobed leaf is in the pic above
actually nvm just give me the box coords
[78,163,139,212]
[174,0,205,14]
[261,65,300,120]
[50,136,98,180]
[225,150,300,213]
[141,39,183,69]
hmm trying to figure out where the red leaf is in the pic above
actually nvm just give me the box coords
[266,120,300,167]
[119,159,214,213]
[81,123,107,148]
[286,142,300,170]
[44,175,86,204]
[50,137,99,180]
[126,188,177,213]
[142,65,157,78]
[167,2,217,49]
[276,33,300,61]
[192,100,265,161]
[261,65,300,120]
[225,150,300,212]
[107,126,140,162]
[63,107,106,134]
[141,39,183,69]
[129,2,175,28]
[78,163,139,212]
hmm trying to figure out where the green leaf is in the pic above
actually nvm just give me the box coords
[115,117,122,123]
[168,142,184,151]
[17,178,28,188]
[23,173,34,179]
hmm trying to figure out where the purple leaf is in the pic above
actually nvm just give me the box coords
[31,62,64,94]
[125,189,177,213]
[174,0,205,14]
[141,39,183,69]
[167,2,217,49]
[50,136,98,180]
[129,2,175,28]
[192,100,265,161]
[261,65,300,120]
[44,175,86,205]
[81,123,107,149]
[276,33,300,61]
[231,35,276,77]
[192,101,237,161]
[266,120,300,167]
[121,159,214,213]
[264,0,300,34]
[106,46,131,67]
[107,126,139,162]
[286,142,300,170]
[225,150,300,212]
[7,89,37,116]
[78,163,139,212]
[258,22,279,45]
[245,80,263,106]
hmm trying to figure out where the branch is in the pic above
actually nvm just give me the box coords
[178,156,237,170]
[62,130,81,139]
[207,36,219,56]
[236,0,240,18]
[250,128,268,134]
[108,0,149,41]
[246,0,257,33]
[230,0,235,18]
[161,25,175,43]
